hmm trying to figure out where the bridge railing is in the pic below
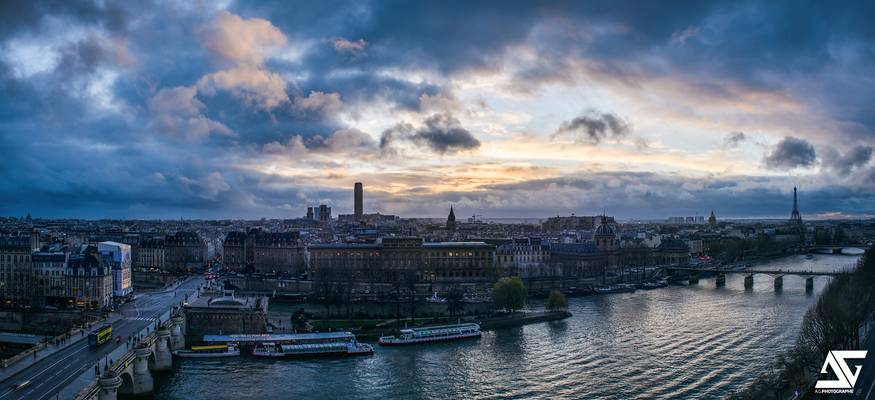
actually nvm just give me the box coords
[73,306,182,400]
[73,280,200,400]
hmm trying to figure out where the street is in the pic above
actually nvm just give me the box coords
[0,276,202,400]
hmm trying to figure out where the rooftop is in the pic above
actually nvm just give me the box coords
[188,291,265,310]
[203,332,354,343]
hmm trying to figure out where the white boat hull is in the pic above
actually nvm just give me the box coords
[173,350,241,358]
[379,331,481,346]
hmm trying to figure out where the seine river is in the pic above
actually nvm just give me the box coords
[154,254,860,399]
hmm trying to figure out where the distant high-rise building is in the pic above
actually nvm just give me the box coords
[708,210,717,227]
[354,182,363,221]
[306,207,314,220]
[314,204,332,222]
[447,206,456,231]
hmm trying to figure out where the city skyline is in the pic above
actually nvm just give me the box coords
[2,1,875,219]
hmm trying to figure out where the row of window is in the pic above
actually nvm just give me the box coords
[0,254,30,263]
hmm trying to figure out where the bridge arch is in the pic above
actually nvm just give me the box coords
[118,371,134,395]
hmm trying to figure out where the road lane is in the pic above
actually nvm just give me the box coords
[0,276,202,400]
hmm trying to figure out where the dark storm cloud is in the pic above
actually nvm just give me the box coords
[235,0,541,74]
[723,132,746,148]
[0,0,131,39]
[56,35,136,78]
[552,112,630,145]
[3,1,875,219]
[763,137,817,170]
[822,145,873,175]
[380,114,480,154]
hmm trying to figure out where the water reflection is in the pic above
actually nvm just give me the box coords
[155,254,859,399]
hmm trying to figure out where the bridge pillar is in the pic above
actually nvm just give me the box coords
[715,273,726,287]
[152,329,173,371]
[170,315,185,350]
[806,277,814,292]
[689,272,699,285]
[98,371,122,400]
[774,276,783,291]
[132,346,154,395]
[744,274,754,290]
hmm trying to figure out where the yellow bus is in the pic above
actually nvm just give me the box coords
[88,324,113,346]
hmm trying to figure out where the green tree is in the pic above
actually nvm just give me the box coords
[492,277,527,313]
[446,285,465,317]
[546,290,568,312]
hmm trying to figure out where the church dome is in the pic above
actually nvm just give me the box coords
[594,216,615,237]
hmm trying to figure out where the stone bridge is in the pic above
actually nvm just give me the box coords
[75,314,186,400]
[803,244,867,255]
[664,265,853,291]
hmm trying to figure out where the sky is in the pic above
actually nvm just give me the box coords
[1,0,874,220]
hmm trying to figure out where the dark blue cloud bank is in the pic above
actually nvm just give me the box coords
[0,0,873,219]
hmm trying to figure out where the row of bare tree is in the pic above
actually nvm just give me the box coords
[740,245,875,399]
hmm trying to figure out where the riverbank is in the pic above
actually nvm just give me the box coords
[302,310,572,340]
[738,245,874,399]
[478,311,572,330]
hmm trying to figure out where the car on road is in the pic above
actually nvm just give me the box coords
[13,380,31,390]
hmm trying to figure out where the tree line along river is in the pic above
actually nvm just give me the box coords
[153,253,860,399]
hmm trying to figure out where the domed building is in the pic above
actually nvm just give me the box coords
[593,215,617,251]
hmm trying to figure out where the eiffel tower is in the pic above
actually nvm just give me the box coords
[789,186,804,232]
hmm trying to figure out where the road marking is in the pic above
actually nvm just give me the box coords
[125,317,159,321]
[0,343,88,399]
[37,363,91,400]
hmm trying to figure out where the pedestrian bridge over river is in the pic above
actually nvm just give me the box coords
[803,245,868,255]
[663,264,854,291]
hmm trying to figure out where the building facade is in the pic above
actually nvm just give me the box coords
[310,237,497,296]
[32,248,68,305]
[184,291,268,339]
[164,231,207,273]
[0,236,34,304]
[496,238,552,276]
[66,246,113,310]
[222,229,306,275]
[98,241,133,298]
[138,237,166,270]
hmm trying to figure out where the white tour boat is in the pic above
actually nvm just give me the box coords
[251,332,373,358]
[173,344,240,358]
[378,323,481,346]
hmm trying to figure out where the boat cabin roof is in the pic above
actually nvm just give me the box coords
[203,332,355,344]
[190,345,230,351]
[407,323,480,332]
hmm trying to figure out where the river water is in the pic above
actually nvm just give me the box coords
[154,254,860,399]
